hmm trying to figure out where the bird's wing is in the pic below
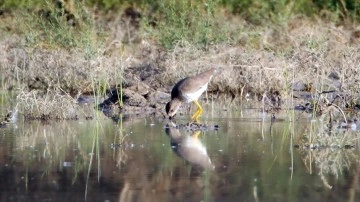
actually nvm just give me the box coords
[180,69,215,93]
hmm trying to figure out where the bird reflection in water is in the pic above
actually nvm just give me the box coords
[165,122,215,171]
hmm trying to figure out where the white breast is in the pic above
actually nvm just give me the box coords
[182,83,208,103]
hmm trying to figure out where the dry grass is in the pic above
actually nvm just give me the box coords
[160,18,360,103]
[0,5,359,119]
[16,89,79,119]
[0,43,131,92]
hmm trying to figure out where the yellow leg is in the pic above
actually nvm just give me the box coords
[191,131,201,138]
[191,100,203,122]
[191,109,199,121]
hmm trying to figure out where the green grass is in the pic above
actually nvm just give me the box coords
[17,2,96,50]
[1,0,359,49]
[143,0,223,49]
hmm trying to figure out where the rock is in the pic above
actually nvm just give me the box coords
[328,71,340,80]
[121,105,156,113]
[98,88,147,109]
[122,89,147,107]
[127,82,150,96]
[76,95,95,104]
[291,81,307,91]
[146,90,170,106]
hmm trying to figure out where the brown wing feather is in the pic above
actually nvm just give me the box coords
[178,68,215,93]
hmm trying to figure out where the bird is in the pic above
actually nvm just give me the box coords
[165,68,216,122]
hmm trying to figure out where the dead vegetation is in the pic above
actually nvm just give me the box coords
[163,20,360,103]
[0,2,359,119]
[16,89,79,120]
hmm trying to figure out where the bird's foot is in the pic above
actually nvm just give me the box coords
[191,114,201,123]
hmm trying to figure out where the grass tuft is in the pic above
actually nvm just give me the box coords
[16,89,78,120]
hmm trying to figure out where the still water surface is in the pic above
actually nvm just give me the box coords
[0,109,359,202]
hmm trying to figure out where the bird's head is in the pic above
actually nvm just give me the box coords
[165,99,182,119]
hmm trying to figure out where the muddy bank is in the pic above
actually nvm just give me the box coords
[2,38,360,121]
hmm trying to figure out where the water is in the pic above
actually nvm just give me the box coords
[0,109,359,202]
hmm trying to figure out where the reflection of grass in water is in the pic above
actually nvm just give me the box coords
[12,118,117,187]
[85,118,101,199]
[10,116,135,200]
[301,118,359,149]
[299,148,357,189]
[113,116,128,168]
[11,117,218,199]
[297,108,360,188]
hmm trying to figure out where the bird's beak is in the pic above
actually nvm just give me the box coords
[169,114,176,120]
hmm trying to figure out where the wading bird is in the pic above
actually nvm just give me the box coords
[165,68,215,122]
